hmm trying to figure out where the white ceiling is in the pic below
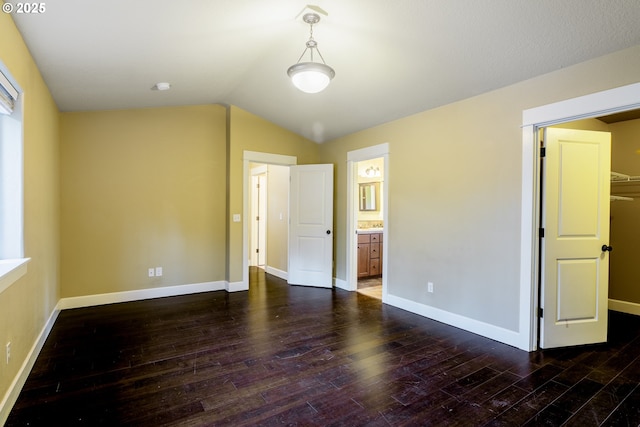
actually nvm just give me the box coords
[9,1,640,142]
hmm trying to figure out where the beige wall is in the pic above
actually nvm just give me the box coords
[0,9,60,414]
[227,106,320,284]
[321,44,640,332]
[609,118,640,303]
[59,106,227,297]
[266,165,290,274]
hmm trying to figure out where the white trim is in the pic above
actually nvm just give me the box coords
[518,125,539,351]
[609,299,640,316]
[242,151,297,291]
[345,143,389,298]
[334,277,348,291]
[346,160,357,291]
[250,164,268,175]
[226,281,247,292]
[0,258,30,295]
[0,306,59,426]
[523,82,640,127]
[385,293,521,348]
[58,281,226,310]
[0,69,19,101]
[265,266,288,281]
[520,81,640,352]
[346,144,390,162]
[243,151,296,165]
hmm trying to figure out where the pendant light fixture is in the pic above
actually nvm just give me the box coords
[287,12,335,94]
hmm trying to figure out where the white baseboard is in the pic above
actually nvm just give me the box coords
[334,277,349,291]
[58,281,227,310]
[609,299,640,316]
[384,293,523,350]
[265,266,287,281]
[0,306,59,426]
[226,281,248,292]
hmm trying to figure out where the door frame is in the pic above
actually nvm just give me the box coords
[242,151,297,290]
[345,143,389,299]
[519,82,640,351]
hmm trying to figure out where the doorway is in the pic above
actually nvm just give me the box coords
[242,151,297,290]
[519,82,640,351]
[250,165,267,268]
[345,143,389,300]
[242,151,335,291]
[355,158,384,299]
[247,162,291,280]
[537,117,640,349]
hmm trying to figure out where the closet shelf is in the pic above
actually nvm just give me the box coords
[611,172,639,201]
[611,171,640,182]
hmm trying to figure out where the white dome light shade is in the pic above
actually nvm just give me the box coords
[287,62,335,94]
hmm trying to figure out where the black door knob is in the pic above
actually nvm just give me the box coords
[602,245,613,252]
[326,230,331,235]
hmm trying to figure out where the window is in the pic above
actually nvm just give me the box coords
[0,62,28,294]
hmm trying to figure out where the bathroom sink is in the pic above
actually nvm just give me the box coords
[357,228,383,233]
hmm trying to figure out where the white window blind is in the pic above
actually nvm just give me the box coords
[0,69,18,115]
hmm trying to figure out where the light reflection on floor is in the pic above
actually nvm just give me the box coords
[357,277,382,299]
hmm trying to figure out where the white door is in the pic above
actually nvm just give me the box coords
[541,128,611,349]
[288,164,334,288]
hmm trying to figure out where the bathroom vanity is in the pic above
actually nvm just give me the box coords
[357,230,383,278]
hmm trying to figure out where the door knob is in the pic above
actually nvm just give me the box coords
[326,230,331,235]
[601,245,613,252]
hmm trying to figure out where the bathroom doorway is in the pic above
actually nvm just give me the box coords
[356,158,384,299]
[345,143,389,301]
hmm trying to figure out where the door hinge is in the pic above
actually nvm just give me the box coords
[256,249,259,253]
[540,147,546,158]
[538,307,544,318]
[256,216,259,221]
[539,227,545,238]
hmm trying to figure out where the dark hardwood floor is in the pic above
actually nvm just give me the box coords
[7,268,640,426]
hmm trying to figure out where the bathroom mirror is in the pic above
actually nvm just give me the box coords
[359,182,379,211]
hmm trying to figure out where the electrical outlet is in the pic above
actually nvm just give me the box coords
[428,282,434,293]
[155,267,163,277]
[148,268,155,277]
[6,342,10,364]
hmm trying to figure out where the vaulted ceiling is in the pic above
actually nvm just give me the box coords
[9,1,640,142]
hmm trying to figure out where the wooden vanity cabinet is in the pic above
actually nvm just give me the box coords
[357,234,371,278]
[357,233,383,278]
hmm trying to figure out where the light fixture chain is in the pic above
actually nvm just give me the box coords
[315,47,327,65]
[308,23,315,62]
[295,47,310,64]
